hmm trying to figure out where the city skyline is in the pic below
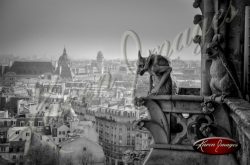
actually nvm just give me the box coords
[0,0,201,61]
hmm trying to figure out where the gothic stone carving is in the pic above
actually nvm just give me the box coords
[193,0,201,9]
[206,35,235,97]
[206,9,242,98]
[193,35,202,45]
[137,51,173,95]
[193,14,203,29]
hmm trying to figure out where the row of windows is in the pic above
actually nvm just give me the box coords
[12,154,24,160]
[58,131,66,135]
[97,125,133,133]
[9,147,24,153]
[14,121,43,127]
[127,140,135,146]
[0,121,16,127]
[15,131,30,137]
[0,146,7,152]
[58,138,66,142]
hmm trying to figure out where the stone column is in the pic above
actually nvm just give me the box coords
[200,0,215,96]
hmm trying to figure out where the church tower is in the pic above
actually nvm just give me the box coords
[96,51,104,74]
[55,47,72,80]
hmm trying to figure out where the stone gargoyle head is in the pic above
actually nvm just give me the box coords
[137,51,148,76]
[206,34,224,59]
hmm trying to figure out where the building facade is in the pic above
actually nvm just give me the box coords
[95,105,139,165]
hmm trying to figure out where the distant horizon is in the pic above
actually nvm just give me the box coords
[0,52,201,63]
[0,0,201,61]
[0,39,201,61]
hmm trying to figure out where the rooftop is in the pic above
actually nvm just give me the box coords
[8,61,54,75]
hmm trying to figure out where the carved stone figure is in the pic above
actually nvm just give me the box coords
[137,51,173,95]
[193,0,201,9]
[206,34,232,96]
[193,35,202,45]
[206,34,242,97]
[206,9,242,98]
[193,14,203,29]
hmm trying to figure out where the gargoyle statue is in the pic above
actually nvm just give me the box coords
[137,51,175,95]
[205,8,243,98]
[206,34,242,98]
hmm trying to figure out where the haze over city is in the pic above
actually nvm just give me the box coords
[0,0,200,60]
[2,0,249,165]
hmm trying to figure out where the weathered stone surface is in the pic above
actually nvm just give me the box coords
[144,148,238,165]
[225,98,250,127]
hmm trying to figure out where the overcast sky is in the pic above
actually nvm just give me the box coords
[0,0,201,60]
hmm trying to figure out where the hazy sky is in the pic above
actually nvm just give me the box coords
[0,0,201,60]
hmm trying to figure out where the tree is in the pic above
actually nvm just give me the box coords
[25,144,57,165]
[78,147,94,165]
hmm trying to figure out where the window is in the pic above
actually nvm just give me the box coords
[16,131,19,134]
[26,133,30,136]
[13,155,16,159]
[38,121,43,126]
[62,131,65,135]
[20,121,25,126]
[59,138,61,142]
[132,139,135,145]
[59,131,61,135]
[1,147,5,152]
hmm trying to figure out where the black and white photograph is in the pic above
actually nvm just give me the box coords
[0,0,250,165]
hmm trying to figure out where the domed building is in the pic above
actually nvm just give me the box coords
[96,51,104,64]
[89,51,104,74]
[96,51,104,74]
[55,47,73,80]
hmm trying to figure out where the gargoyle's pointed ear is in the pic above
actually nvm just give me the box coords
[138,51,142,59]
[218,9,225,19]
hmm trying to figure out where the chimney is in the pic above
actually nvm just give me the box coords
[9,60,13,67]
[59,66,62,75]
[4,110,8,118]
[55,60,58,69]
[1,65,4,77]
